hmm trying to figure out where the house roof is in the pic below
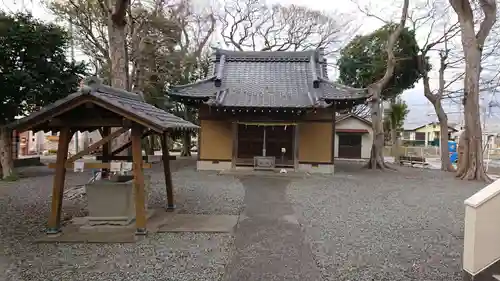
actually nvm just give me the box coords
[169,48,367,109]
[9,77,198,133]
[336,113,372,127]
[403,121,458,132]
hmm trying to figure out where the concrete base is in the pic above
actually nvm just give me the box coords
[197,160,232,171]
[157,214,239,233]
[35,210,238,243]
[75,210,156,232]
[85,175,150,226]
[298,163,334,174]
[219,169,309,178]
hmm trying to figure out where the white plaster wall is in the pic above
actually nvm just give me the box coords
[464,179,500,275]
[298,163,334,174]
[334,118,373,159]
[197,160,232,171]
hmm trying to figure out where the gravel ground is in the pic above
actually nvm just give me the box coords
[287,162,487,281]
[0,159,244,281]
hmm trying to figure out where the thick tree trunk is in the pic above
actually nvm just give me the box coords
[0,127,14,179]
[455,31,489,181]
[366,87,390,169]
[108,18,130,156]
[391,127,401,163]
[365,0,409,170]
[449,0,496,182]
[147,135,154,155]
[435,104,455,172]
[180,132,191,157]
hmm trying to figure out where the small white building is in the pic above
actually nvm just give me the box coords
[334,114,373,159]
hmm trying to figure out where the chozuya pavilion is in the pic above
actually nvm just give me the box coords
[169,48,368,173]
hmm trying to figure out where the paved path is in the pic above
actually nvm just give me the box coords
[223,176,322,281]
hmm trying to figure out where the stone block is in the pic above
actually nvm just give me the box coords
[85,175,150,226]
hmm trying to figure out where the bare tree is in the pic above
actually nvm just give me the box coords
[49,0,111,75]
[48,0,215,155]
[410,2,462,172]
[365,0,410,170]
[450,0,497,181]
[219,0,356,54]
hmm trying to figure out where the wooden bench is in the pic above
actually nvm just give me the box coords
[399,155,429,167]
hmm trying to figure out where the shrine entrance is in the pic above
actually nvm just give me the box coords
[235,123,296,168]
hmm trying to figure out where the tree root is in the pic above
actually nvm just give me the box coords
[456,166,493,183]
[364,156,397,171]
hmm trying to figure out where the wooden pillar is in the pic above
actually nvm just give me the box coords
[131,124,147,235]
[101,127,111,178]
[331,105,336,164]
[197,127,201,161]
[293,124,299,171]
[46,127,71,234]
[231,122,238,168]
[161,131,175,210]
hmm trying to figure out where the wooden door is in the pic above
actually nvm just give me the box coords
[338,134,362,159]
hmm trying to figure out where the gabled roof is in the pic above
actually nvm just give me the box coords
[403,121,458,132]
[9,77,198,133]
[169,48,367,109]
[336,113,372,126]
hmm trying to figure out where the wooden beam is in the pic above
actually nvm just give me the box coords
[131,124,147,235]
[111,129,154,156]
[66,127,128,163]
[47,162,152,169]
[47,127,71,234]
[161,132,175,210]
[47,117,126,127]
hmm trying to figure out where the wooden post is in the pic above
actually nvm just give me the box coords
[331,105,336,165]
[131,124,147,235]
[102,127,110,177]
[232,122,238,168]
[161,132,175,210]
[293,124,299,170]
[46,127,71,234]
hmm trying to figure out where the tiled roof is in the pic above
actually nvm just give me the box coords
[9,77,198,133]
[402,121,459,132]
[170,48,367,108]
[335,113,372,126]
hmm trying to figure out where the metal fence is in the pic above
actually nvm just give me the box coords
[384,146,440,158]
[384,146,500,160]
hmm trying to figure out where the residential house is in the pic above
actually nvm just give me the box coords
[334,114,373,159]
[402,122,458,146]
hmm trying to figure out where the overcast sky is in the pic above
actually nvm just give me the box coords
[2,0,499,131]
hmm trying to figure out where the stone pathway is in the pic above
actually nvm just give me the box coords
[223,176,322,281]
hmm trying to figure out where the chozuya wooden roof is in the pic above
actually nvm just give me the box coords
[9,77,198,133]
[169,48,368,109]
